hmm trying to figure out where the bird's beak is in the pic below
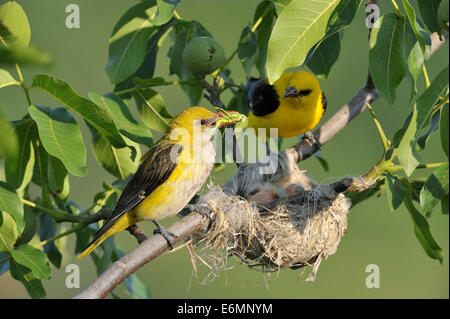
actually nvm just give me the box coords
[283,86,300,98]
[213,110,243,128]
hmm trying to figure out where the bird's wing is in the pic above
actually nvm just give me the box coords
[93,141,182,240]
[246,78,280,116]
[321,91,327,113]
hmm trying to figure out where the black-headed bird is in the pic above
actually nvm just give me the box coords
[246,71,327,139]
[78,107,239,258]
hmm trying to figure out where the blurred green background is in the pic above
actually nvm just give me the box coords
[0,0,448,298]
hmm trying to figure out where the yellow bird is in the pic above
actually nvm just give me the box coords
[246,71,327,138]
[78,107,238,258]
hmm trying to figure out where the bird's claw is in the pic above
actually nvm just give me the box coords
[302,131,322,150]
[188,204,214,230]
[153,222,177,250]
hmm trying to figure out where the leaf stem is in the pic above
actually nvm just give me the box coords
[422,64,431,89]
[14,64,32,106]
[385,162,447,173]
[432,94,449,115]
[390,0,403,16]
[366,103,390,152]
[21,198,83,223]
[33,224,83,248]
[114,79,200,96]
[215,8,269,75]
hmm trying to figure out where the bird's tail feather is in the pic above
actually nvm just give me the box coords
[77,213,132,259]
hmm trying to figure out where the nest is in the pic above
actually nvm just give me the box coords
[192,152,351,281]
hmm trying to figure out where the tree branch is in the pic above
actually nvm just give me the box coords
[74,32,446,299]
[74,212,209,299]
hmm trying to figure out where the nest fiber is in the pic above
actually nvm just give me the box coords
[194,153,351,281]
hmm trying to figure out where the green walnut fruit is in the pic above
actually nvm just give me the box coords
[182,37,226,75]
[438,0,449,31]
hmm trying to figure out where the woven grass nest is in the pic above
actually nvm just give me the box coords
[192,152,351,281]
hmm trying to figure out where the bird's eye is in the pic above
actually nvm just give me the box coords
[200,119,206,125]
[298,89,312,97]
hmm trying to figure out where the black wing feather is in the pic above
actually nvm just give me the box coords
[246,78,280,116]
[90,142,182,242]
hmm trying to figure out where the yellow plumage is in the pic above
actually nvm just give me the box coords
[247,71,326,138]
[78,107,234,259]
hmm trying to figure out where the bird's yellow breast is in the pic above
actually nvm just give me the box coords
[130,143,215,221]
[248,71,325,138]
[249,93,324,138]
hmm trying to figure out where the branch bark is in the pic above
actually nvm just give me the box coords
[74,32,446,299]
[74,212,209,299]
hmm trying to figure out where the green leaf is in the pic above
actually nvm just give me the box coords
[323,0,362,38]
[0,181,24,234]
[413,64,448,137]
[88,92,153,147]
[266,0,340,83]
[88,124,141,180]
[9,260,46,299]
[0,68,19,88]
[106,1,158,84]
[153,0,179,26]
[93,237,115,276]
[401,0,428,52]
[133,88,172,132]
[75,226,95,254]
[10,244,51,279]
[253,1,276,77]
[404,196,444,263]
[0,252,9,275]
[385,174,408,211]
[32,74,126,148]
[48,155,70,201]
[307,32,340,79]
[369,14,406,105]
[420,163,449,214]
[28,105,87,177]
[0,45,52,65]
[441,194,449,214]
[113,22,174,99]
[397,66,449,175]
[406,41,424,94]
[238,26,258,75]
[0,110,19,175]
[397,105,422,176]
[417,110,440,151]
[15,206,37,246]
[408,178,426,203]
[273,0,292,15]
[314,152,329,172]
[0,1,30,48]
[4,120,34,192]
[0,211,18,253]
[125,273,151,299]
[417,0,443,34]
[306,0,362,78]
[38,213,62,268]
[440,104,449,158]
[167,20,211,105]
